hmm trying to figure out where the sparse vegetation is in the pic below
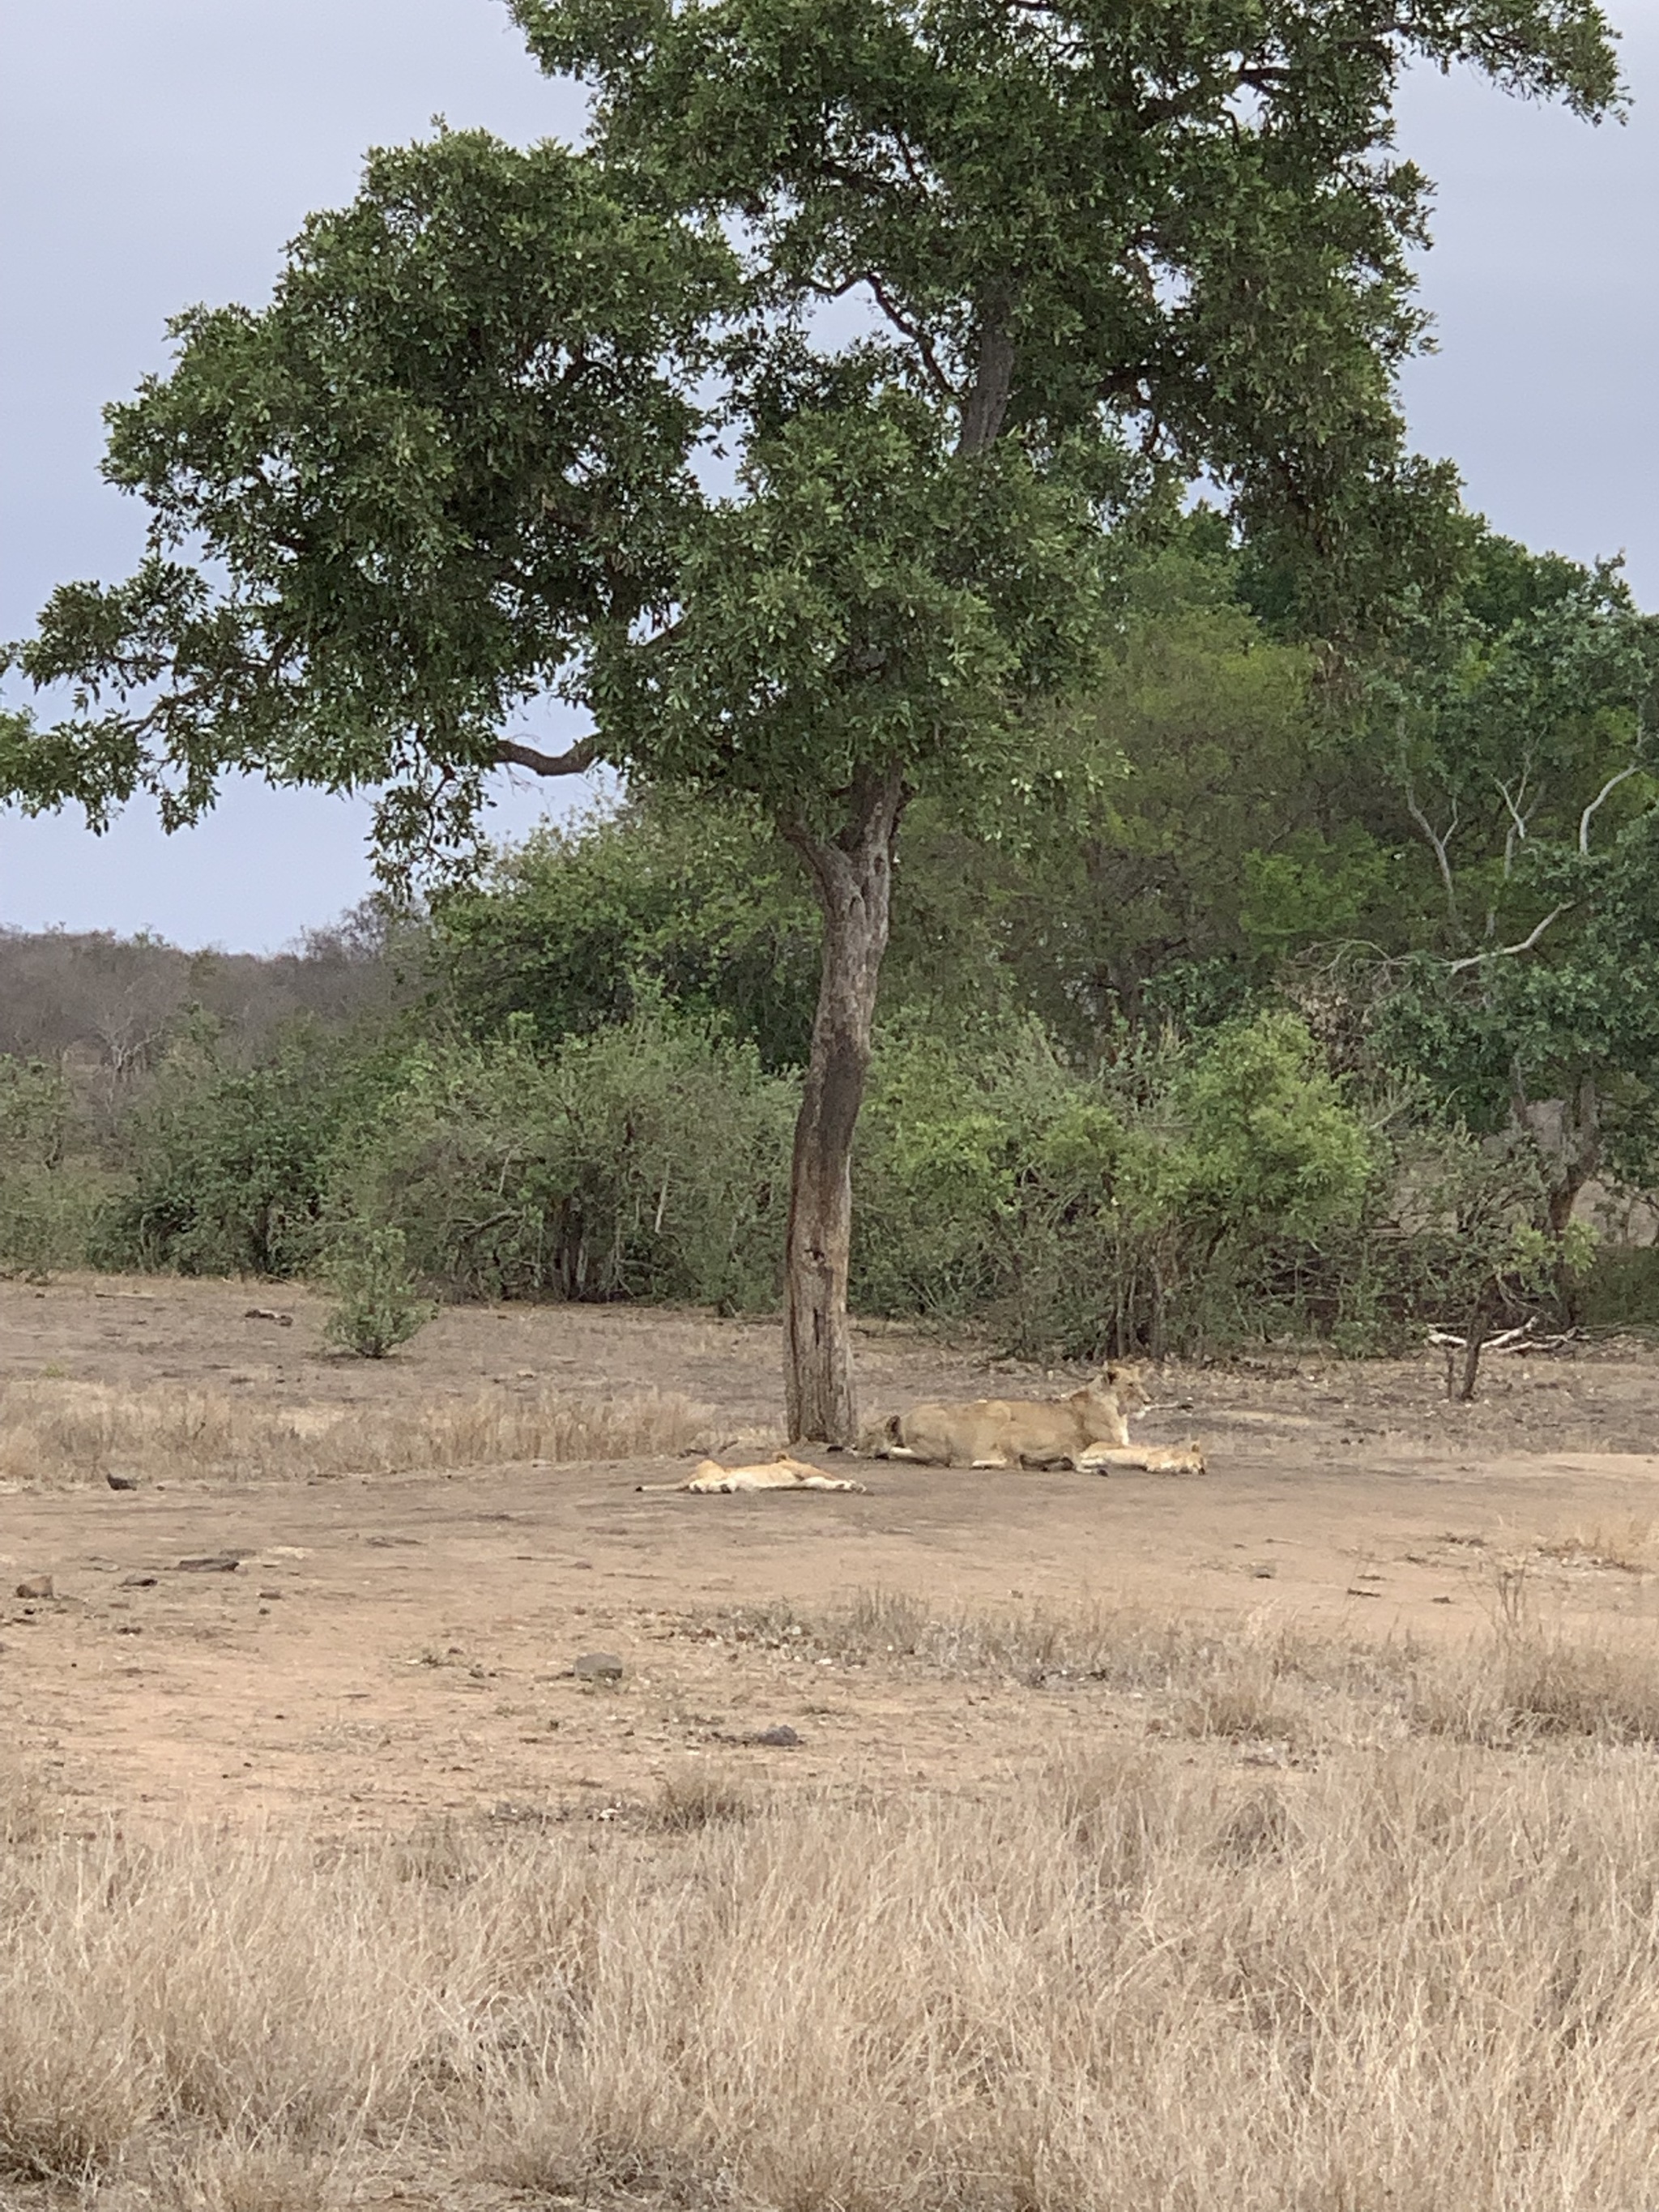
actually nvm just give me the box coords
[0,1374,716,1488]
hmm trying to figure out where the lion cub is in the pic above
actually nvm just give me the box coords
[638,1455,868,1495]
[862,1364,1204,1475]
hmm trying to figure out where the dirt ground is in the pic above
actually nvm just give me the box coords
[4,1274,1659,1836]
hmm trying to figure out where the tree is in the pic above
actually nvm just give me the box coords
[2,0,1621,1438]
[1367,546,1659,1230]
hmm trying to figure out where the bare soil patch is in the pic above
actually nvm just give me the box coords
[2,1275,1658,1834]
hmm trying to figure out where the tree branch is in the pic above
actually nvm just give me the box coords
[867,274,956,400]
[494,735,601,778]
[1448,903,1572,976]
[1403,778,1461,933]
[1580,761,1640,852]
[1495,772,1535,878]
[957,303,1015,457]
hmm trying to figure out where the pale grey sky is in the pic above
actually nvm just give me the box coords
[2,0,1656,951]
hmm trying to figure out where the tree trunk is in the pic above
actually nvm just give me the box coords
[1515,1077,1601,1237]
[780,767,906,1444]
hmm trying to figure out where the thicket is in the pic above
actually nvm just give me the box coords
[0,989,1624,1361]
[3,530,1654,1360]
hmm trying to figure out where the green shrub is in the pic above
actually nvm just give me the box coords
[331,1009,796,1309]
[97,1019,394,1278]
[0,1057,117,1272]
[1583,1245,1659,1330]
[0,1162,120,1275]
[852,1010,1381,1358]
[322,1226,437,1357]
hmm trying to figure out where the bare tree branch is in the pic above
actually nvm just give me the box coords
[1448,903,1572,976]
[494,735,601,779]
[1580,761,1640,852]
[1495,771,1535,878]
[1404,778,1461,933]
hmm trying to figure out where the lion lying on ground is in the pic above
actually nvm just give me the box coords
[637,1455,869,1495]
[860,1364,1205,1475]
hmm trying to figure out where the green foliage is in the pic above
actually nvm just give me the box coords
[1160,1012,1374,1241]
[332,1010,797,1309]
[4,132,726,875]
[434,797,820,1069]
[321,1226,436,1359]
[854,1011,1379,1356]
[0,1056,119,1275]
[98,1019,390,1278]
[7,0,1621,862]
[0,1056,78,1167]
[594,390,1111,822]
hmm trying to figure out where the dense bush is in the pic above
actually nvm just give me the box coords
[433,801,821,1072]
[95,1019,395,1278]
[853,1011,1384,1356]
[0,1057,121,1275]
[0,954,1633,1360]
[330,1010,797,1309]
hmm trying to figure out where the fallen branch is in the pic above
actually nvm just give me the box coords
[1426,1319,1580,1356]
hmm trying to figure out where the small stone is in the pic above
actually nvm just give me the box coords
[176,1554,241,1574]
[105,1470,140,1492]
[15,1576,53,1600]
[258,1587,282,1600]
[749,1724,803,1749]
[119,1574,159,1590]
[574,1650,625,1682]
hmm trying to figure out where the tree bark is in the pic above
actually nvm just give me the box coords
[779,766,907,1444]
[1515,1077,1601,1238]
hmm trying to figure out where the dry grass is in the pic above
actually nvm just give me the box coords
[7,1730,1659,2207]
[709,1589,1410,1753]
[10,1611,1659,2207]
[711,1586,1659,1757]
[1530,1513,1657,1574]
[0,1375,717,1488]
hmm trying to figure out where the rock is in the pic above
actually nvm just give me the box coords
[105,1471,140,1492]
[574,1650,625,1682]
[119,1574,159,1590]
[176,1554,242,1574]
[710,1723,804,1748]
[15,1576,53,1600]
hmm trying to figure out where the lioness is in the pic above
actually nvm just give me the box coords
[862,1364,1204,1475]
[638,1455,869,1495]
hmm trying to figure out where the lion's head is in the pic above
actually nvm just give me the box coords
[1098,1361,1151,1418]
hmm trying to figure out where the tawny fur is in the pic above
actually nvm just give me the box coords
[859,1363,1205,1475]
[638,1455,868,1495]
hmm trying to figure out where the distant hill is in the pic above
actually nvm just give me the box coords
[0,903,420,1073]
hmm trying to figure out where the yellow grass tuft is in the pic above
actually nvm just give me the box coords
[0,1376,717,1487]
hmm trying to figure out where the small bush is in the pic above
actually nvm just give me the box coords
[321,1227,436,1358]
